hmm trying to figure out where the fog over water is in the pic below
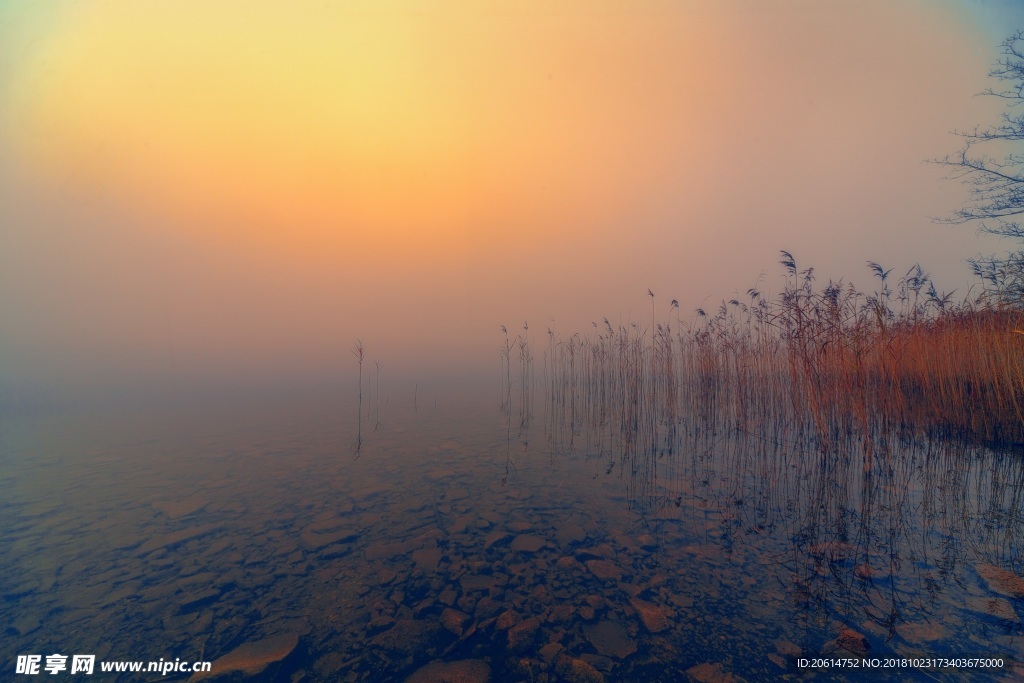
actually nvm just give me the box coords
[2,0,1024,405]
[6,6,1024,681]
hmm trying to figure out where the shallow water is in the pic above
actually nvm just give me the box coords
[2,381,1024,682]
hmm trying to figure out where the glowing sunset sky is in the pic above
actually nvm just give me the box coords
[1,1,1022,399]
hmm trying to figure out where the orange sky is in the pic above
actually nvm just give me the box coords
[1,1,1021,398]
[8,2,725,261]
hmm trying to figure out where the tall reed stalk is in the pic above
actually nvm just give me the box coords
[532,254,1024,448]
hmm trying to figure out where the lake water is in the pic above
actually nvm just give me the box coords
[2,379,1024,682]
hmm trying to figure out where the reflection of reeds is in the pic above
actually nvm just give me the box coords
[352,339,364,455]
[374,360,384,431]
[535,342,1024,648]
[500,323,535,484]
[539,253,1024,447]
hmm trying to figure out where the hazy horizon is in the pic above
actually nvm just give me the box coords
[3,0,1023,406]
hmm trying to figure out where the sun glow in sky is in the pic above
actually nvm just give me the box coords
[2,1,1023,399]
[9,1,723,260]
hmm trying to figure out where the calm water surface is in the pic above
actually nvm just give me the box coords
[2,381,1023,681]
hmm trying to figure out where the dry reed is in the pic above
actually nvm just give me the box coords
[524,253,1024,448]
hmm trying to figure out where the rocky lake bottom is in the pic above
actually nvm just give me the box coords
[3,384,1024,681]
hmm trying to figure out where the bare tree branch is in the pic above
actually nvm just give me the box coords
[936,31,1024,305]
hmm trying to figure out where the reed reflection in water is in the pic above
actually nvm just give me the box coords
[525,318,1024,678]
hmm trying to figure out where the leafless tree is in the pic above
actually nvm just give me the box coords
[937,30,1024,305]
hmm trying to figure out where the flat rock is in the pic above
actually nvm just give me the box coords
[833,627,871,656]
[555,524,588,546]
[539,643,564,664]
[507,616,540,654]
[190,633,298,681]
[583,620,636,659]
[406,659,490,683]
[577,544,616,560]
[585,560,623,582]
[636,534,657,550]
[306,514,344,533]
[438,585,458,606]
[555,655,605,683]
[369,619,442,656]
[412,547,443,571]
[895,622,946,644]
[301,527,358,551]
[966,596,1018,622]
[483,531,511,549]
[496,610,519,630]
[441,608,471,636]
[556,556,581,570]
[977,563,1024,598]
[474,596,502,620]
[153,495,208,520]
[510,535,546,553]
[685,662,744,683]
[629,597,669,633]
[548,604,574,624]
[461,574,496,593]
[678,543,721,560]
[180,587,221,609]
[365,540,414,561]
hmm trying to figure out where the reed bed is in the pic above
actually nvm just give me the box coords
[512,253,1024,449]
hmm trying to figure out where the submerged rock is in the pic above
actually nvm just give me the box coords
[153,495,208,520]
[438,585,458,606]
[548,604,574,624]
[440,608,471,636]
[685,662,745,683]
[636,534,658,550]
[773,640,801,657]
[831,627,870,656]
[901,626,946,647]
[966,596,1019,622]
[895,621,946,644]
[977,563,1024,598]
[555,524,588,547]
[405,659,490,683]
[583,620,636,659]
[556,556,581,571]
[585,560,623,582]
[555,655,605,683]
[412,546,443,571]
[496,609,519,630]
[190,633,298,681]
[300,527,357,551]
[510,535,546,553]
[369,619,442,656]
[629,597,670,633]
[483,531,510,549]
[507,616,540,654]
[460,574,496,593]
[539,642,564,664]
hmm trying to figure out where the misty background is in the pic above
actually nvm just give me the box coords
[1,0,1023,408]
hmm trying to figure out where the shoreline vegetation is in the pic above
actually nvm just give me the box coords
[504,252,1024,451]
